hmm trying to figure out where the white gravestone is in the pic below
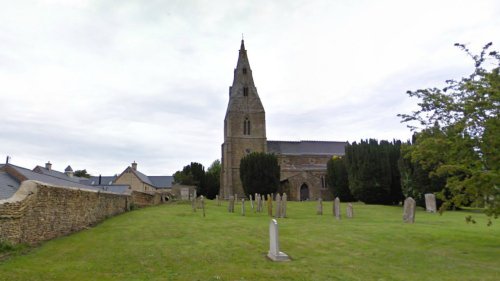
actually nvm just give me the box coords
[275,194,282,218]
[334,197,341,220]
[250,195,254,210]
[403,197,416,223]
[281,193,287,218]
[346,203,353,218]
[424,193,437,213]
[317,198,323,215]
[267,219,290,262]
[241,199,245,216]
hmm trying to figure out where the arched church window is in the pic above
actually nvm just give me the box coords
[242,68,247,74]
[243,87,248,97]
[243,118,251,135]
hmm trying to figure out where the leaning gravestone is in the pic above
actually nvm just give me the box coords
[275,194,282,218]
[267,219,290,262]
[201,195,206,217]
[334,197,341,220]
[267,195,273,217]
[281,193,287,218]
[317,198,323,215]
[403,197,416,223]
[346,203,353,218]
[241,199,245,216]
[425,193,437,213]
[228,195,235,213]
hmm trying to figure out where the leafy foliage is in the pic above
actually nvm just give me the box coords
[326,156,355,201]
[204,160,221,199]
[173,162,206,195]
[344,139,403,204]
[399,43,499,222]
[239,152,280,196]
[74,169,91,178]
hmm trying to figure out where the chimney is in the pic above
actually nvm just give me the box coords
[131,161,137,171]
[98,174,102,185]
[5,156,10,164]
[64,165,74,178]
[45,161,52,171]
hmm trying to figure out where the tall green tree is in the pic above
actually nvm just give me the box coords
[345,139,403,204]
[74,169,91,178]
[173,162,206,195]
[205,160,221,199]
[399,43,499,222]
[239,152,280,196]
[327,156,355,201]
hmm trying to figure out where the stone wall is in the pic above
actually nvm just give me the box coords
[130,191,161,208]
[0,181,129,245]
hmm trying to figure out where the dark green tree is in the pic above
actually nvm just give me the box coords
[399,43,499,223]
[239,152,280,197]
[74,169,91,178]
[205,160,221,199]
[173,162,206,195]
[345,139,403,204]
[327,156,354,201]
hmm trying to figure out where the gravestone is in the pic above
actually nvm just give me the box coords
[215,195,219,206]
[235,194,238,205]
[228,195,235,213]
[424,193,437,213]
[275,194,282,218]
[250,195,254,210]
[201,195,206,217]
[346,203,353,218]
[281,193,287,218]
[317,198,323,215]
[261,195,265,212]
[334,197,341,220]
[193,190,197,200]
[403,197,416,223]
[180,188,189,200]
[267,195,273,217]
[242,199,245,216]
[191,197,196,212]
[267,219,291,262]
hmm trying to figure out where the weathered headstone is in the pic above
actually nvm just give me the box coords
[241,199,245,216]
[317,198,323,215]
[424,193,437,213]
[250,195,254,210]
[215,195,219,206]
[346,203,353,218]
[334,197,341,220]
[191,197,196,212]
[201,195,206,217]
[228,195,235,213]
[267,195,273,217]
[261,195,265,212]
[235,194,238,205]
[403,197,416,223]
[275,194,282,218]
[281,193,287,218]
[193,190,197,200]
[267,219,290,262]
[180,187,189,200]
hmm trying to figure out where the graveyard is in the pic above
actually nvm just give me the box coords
[0,200,498,281]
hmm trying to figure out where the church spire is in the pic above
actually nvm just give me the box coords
[240,39,245,51]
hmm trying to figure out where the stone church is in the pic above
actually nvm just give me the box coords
[220,40,347,201]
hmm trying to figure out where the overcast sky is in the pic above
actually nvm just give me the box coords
[1,0,499,176]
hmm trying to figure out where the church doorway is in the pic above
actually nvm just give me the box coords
[300,183,309,201]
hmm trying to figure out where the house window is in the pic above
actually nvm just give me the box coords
[243,118,251,135]
[243,87,248,97]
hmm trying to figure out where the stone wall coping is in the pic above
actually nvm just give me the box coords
[0,180,130,204]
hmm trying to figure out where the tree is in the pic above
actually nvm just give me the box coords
[399,43,499,223]
[239,152,280,197]
[173,162,206,195]
[205,160,221,199]
[327,156,355,201]
[74,169,90,178]
[345,139,403,204]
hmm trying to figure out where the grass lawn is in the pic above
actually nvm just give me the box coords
[0,200,499,281]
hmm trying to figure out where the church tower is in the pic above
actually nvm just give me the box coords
[220,40,267,198]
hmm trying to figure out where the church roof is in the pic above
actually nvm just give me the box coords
[267,140,347,156]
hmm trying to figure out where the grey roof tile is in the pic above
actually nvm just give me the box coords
[0,171,20,200]
[267,140,347,155]
[148,176,174,189]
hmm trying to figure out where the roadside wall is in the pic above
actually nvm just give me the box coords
[0,181,129,245]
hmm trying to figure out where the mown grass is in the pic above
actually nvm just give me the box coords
[0,201,498,281]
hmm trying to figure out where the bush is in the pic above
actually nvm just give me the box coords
[239,152,280,196]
